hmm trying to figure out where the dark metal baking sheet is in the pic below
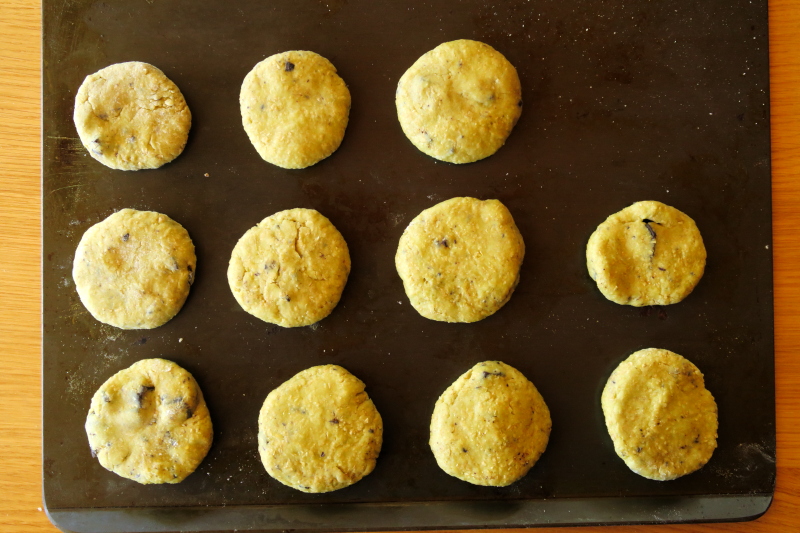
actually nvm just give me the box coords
[42,0,775,531]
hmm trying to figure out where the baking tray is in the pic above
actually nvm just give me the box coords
[42,0,776,531]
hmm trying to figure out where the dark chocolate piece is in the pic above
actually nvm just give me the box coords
[135,385,155,407]
[642,219,657,240]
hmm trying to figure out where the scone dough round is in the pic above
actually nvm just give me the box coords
[430,361,551,486]
[395,39,522,164]
[240,51,351,169]
[586,201,706,306]
[395,197,524,323]
[601,348,718,481]
[85,358,213,484]
[73,208,196,329]
[258,365,383,493]
[227,208,350,327]
[73,61,191,170]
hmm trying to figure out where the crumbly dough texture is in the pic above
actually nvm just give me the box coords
[73,62,191,170]
[586,201,706,306]
[395,39,522,164]
[85,358,213,484]
[240,51,351,169]
[601,348,718,481]
[395,197,524,323]
[258,365,383,493]
[429,361,551,486]
[73,208,196,329]
[228,208,350,327]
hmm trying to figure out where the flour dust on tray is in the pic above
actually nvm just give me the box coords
[73,62,191,170]
[258,365,383,493]
[72,208,196,329]
[85,358,213,484]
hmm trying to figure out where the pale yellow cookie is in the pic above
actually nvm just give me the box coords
[601,348,718,480]
[586,201,706,306]
[395,197,524,322]
[227,208,350,327]
[85,358,213,484]
[73,62,191,170]
[72,208,196,329]
[430,361,551,486]
[258,365,383,493]
[395,39,522,164]
[240,51,351,169]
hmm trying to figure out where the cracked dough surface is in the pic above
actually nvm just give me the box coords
[73,61,191,170]
[601,348,718,480]
[258,365,383,493]
[85,358,213,484]
[586,201,706,306]
[227,208,350,327]
[430,361,551,487]
[395,39,522,164]
[395,197,524,323]
[73,208,196,329]
[240,51,351,169]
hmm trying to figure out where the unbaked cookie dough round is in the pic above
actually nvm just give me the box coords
[258,365,383,493]
[430,361,551,487]
[395,197,524,323]
[586,201,706,306]
[72,208,196,329]
[227,208,350,327]
[85,358,213,484]
[240,50,351,169]
[395,39,522,164]
[73,61,191,170]
[601,348,718,481]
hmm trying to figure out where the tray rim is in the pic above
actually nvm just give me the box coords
[43,493,774,533]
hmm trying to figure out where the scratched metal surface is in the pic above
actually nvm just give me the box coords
[43,0,775,529]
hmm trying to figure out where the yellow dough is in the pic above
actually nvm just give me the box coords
[601,348,718,480]
[586,201,707,306]
[396,39,522,163]
[73,62,191,170]
[429,361,551,486]
[240,51,351,169]
[72,208,196,329]
[85,358,213,484]
[395,197,524,322]
[258,365,383,493]
[227,208,350,327]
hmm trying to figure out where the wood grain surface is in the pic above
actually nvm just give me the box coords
[1,0,798,531]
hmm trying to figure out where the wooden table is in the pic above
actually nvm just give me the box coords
[1,0,797,531]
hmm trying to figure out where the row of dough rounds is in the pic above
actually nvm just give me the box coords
[72,40,522,170]
[71,198,706,330]
[85,350,717,488]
